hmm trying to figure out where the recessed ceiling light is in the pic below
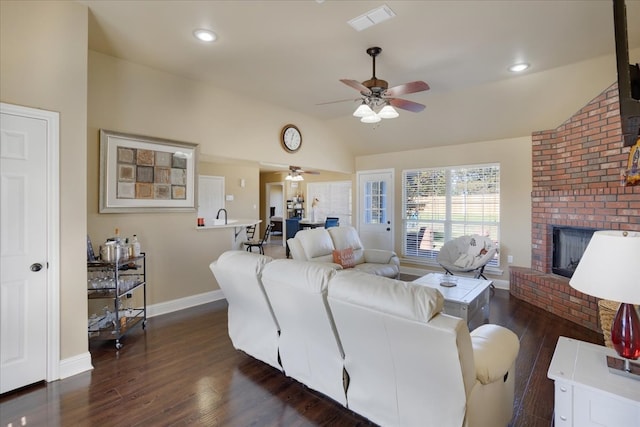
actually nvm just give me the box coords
[509,63,530,72]
[193,29,217,43]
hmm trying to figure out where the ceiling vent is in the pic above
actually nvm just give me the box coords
[348,5,396,32]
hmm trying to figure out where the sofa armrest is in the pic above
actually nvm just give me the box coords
[470,324,519,385]
[363,249,399,265]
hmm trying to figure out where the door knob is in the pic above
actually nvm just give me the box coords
[30,263,43,272]
[386,228,391,231]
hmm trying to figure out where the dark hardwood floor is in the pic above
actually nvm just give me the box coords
[1,241,603,426]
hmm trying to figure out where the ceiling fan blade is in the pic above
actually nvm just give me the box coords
[340,79,372,96]
[291,165,320,175]
[389,98,426,113]
[316,98,359,106]
[384,81,430,97]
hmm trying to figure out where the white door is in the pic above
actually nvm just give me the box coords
[1,104,59,393]
[197,175,224,225]
[357,170,394,251]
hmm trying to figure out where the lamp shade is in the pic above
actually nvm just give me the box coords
[353,103,374,118]
[378,104,399,119]
[361,114,381,123]
[569,230,640,304]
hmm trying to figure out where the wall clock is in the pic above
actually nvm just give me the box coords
[280,124,302,153]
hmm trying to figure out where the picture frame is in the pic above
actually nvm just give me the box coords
[99,129,198,213]
[624,136,640,186]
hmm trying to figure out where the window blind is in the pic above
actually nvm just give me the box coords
[402,164,500,265]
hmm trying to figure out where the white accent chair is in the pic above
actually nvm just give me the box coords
[209,250,281,371]
[327,269,519,427]
[437,234,498,280]
[287,226,400,278]
[261,259,347,405]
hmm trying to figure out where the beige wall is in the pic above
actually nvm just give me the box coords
[1,1,89,359]
[355,136,532,281]
[87,51,356,307]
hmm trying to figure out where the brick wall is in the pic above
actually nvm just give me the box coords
[510,83,640,332]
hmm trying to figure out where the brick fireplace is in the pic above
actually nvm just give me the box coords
[510,83,640,332]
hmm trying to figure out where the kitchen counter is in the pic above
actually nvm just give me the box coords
[196,218,262,250]
[196,218,261,230]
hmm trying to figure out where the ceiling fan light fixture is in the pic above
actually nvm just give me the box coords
[378,104,399,119]
[285,171,304,181]
[353,103,375,117]
[361,114,381,124]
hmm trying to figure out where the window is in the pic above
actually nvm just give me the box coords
[363,180,387,225]
[402,164,500,266]
[306,181,352,226]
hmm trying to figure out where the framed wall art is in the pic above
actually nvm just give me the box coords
[99,129,199,213]
[624,136,640,186]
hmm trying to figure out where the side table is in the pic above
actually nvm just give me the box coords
[547,336,640,426]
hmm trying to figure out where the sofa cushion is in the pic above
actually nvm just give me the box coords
[328,226,365,265]
[329,269,444,323]
[263,258,336,294]
[296,228,336,260]
[333,248,355,268]
[353,262,398,278]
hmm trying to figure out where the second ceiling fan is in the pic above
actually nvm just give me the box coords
[338,46,430,123]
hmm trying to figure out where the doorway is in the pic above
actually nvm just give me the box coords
[357,169,394,251]
[265,182,285,246]
[1,102,60,393]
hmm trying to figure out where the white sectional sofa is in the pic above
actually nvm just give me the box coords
[209,250,281,371]
[261,259,347,405]
[287,226,400,278]
[210,251,520,427]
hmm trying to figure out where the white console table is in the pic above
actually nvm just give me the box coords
[547,337,640,427]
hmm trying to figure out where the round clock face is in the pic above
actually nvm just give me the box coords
[281,125,302,152]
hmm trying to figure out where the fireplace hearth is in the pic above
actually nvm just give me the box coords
[552,226,598,278]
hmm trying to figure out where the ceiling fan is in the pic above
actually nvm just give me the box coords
[261,163,320,181]
[285,165,319,181]
[327,47,430,123]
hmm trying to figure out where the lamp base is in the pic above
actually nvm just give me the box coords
[607,355,640,380]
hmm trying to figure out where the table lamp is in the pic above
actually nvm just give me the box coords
[569,230,640,379]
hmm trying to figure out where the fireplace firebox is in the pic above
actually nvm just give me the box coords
[552,226,598,278]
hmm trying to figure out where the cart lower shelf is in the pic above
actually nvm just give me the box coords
[88,310,146,349]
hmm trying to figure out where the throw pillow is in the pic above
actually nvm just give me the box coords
[333,247,355,269]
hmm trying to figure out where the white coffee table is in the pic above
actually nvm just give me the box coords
[412,273,492,324]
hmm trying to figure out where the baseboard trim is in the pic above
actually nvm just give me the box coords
[59,351,93,379]
[147,289,226,318]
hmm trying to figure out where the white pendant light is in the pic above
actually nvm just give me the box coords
[361,114,381,123]
[378,104,399,119]
[353,103,375,117]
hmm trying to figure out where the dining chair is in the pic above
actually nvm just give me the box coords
[245,224,257,240]
[324,217,340,228]
[244,223,274,255]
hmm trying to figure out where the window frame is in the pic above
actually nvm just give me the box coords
[401,163,500,267]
